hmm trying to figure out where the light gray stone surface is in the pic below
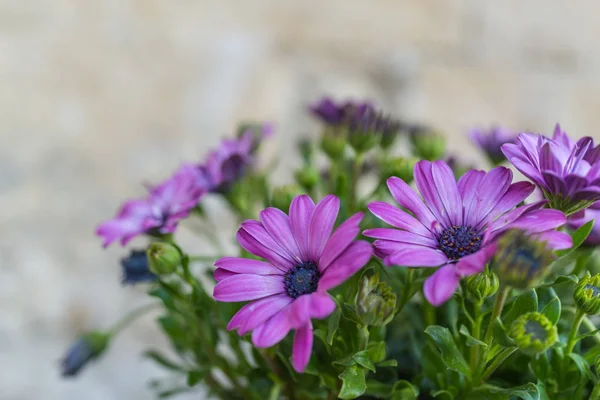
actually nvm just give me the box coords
[2,1,600,398]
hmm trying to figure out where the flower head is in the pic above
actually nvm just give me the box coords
[120,249,156,285]
[502,124,600,215]
[213,195,372,372]
[364,160,571,306]
[61,332,110,377]
[568,201,600,245]
[574,272,600,315]
[96,164,205,247]
[508,312,557,354]
[470,126,518,165]
[198,133,254,192]
[309,97,373,127]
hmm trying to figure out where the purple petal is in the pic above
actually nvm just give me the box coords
[540,142,563,174]
[469,167,512,227]
[423,265,460,306]
[292,323,313,372]
[214,268,237,282]
[454,245,496,276]
[241,221,295,264]
[289,195,315,260]
[476,181,535,229]
[287,295,311,329]
[414,161,452,227]
[308,292,336,319]
[260,208,302,260]
[307,195,340,261]
[215,257,283,275]
[238,294,293,335]
[367,202,432,238]
[502,209,566,233]
[252,310,291,348]
[535,230,573,250]
[213,274,284,302]
[236,229,294,271]
[541,171,566,195]
[488,201,545,233]
[363,228,437,247]
[318,241,372,291]
[431,160,463,225]
[319,212,363,272]
[457,170,486,225]
[385,246,448,267]
[386,177,437,230]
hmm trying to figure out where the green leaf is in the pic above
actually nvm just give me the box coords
[327,301,342,345]
[504,289,538,326]
[459,325,488,347]
[364,380,418,400]
[268,382,282,400]
[492,318,515,348]
[144,350,185,372]
[186,370,204,386]
[539,274,578,288]
[353,350,376,372]
[424,325,471,378]
[377,359,398,367]
[577,326,600,341]
[569,353,596,382]
[540,297,561,326]
[342,304,363,324]
[557,220,594,257]
[367,341,386,363]
[466,383,540,400]
[391,380,419,400]
[338,365,367,399]
[432,390,455,400]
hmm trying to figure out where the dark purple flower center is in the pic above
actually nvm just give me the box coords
[284,261,320,299]
[437,225,482,261]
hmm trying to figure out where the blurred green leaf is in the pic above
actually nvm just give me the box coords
[504,289,538,326]
[367,341,386,363]
[540,297,561,326]
[144,350,185,372]
[186,370,204,386]
[338,365,367,399]
[424,325,471,378]
[557,220,594,258]
[465,383,540,400]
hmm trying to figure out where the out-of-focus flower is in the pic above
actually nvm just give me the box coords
[502,124,600,215]
[236,122,274,152]
[409,128,446,161]
[574,272,600,315]
[120,249,156,285]
[271,185,302,213]
[61,332,111,377]
[508,312,557,355]
[568,201,600,245]
[97,164,205,247]
[364,160,571,306]
[213,195,372,372]
[470,126,518,166]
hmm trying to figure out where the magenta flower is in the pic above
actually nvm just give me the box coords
[470,126,518,166]
[502,124,600,215]
[568,201,600,245]
[198,133,254,192]
[213,195,372,372]
[97,164,205,247]
[309,96,375,127]
[364,160,571,306]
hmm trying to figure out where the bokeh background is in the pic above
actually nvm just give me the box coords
[2,1,600,399]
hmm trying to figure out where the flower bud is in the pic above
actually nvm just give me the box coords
[409,128,446,161]
[294,166,320,191]
[120,249,156,285]
[355,273,397,326]
[574,272,600,315]
[380,157,417,184]
[320,129,347,160]
[297,138,314,165]
[492,230,555,289]
[271,185,301,213]
[147,242,181,275]
[61,331,111,377]
[236,122,274,153]
[465,268,499,303]
[508,312,557,355]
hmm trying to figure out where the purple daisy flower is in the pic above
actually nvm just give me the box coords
[364,160,571,306]
[213,195,372,372]
[568,201,600,245]
[309,96,375,127]
[470,126,518,166]
[197,133,254,192]
[97,164,205,247]
[502,124,600,215]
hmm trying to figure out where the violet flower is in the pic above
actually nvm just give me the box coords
[568,201,600,245]
[213,195,372,372]
[97,164,205,247]
[470,126,518,166]
[502,124,600,215]
[120,249,156,285]
[364,160,571,306]
[309,97,375,127]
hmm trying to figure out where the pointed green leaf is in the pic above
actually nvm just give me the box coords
[492,318,516,348]
[466,383,540,400]
[377,359,398,367]
[459,325,488,347]
[539,274,578,288]
[327,300,342,345]
[424,325,471,378]
[504,289,538,326]
[338,365,367,399]
[540,297,561,326]
[569,353,596,382]
[367,341,386,363]
[557,220,594,257]
[353,350,376,372]
[144,350,185,372]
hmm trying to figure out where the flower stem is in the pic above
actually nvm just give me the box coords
[109,303,160,336]
[469,300,484,375]
[565,308,586,355]
[591,382,600,400]
[349,152,364,212]
[483,286,511,345]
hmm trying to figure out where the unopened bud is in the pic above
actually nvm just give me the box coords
[465,268,499,303]
[508,312,557,355]
[61,331,111,377]
[295,166,320,191]
[380,157,417,184]
[271,185,301,213]
[355,273,397,326]
[409,129,446,161]
[574,272,600,315]
[147,242,181,275]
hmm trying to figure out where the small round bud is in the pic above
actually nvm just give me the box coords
[508,312,557,355]
[574,272,600,315]
[465,269,499,303]
[409,129,446,161]
[355,273,397,327]
[294,166,320,191]
[61,331,111,377]
[492,230,555,289]
[380,157,418,184]
[271,185,301,213]
[147,242,181,275]
[320,130,346,160]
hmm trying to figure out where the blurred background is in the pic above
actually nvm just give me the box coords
[2,1,600,399]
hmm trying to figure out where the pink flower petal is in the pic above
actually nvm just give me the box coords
[307,195,340,261]
[476,181,535,229]
[318,241,372,291]
[431,160,463,225]
[384,246,448,267]
[289,195,316,260]
[386,177,436,230]
[238,294,294,335]
[309,292,336,319]
[236,229,294,271]
[414,161,452,227]
[423,265,460,306]
[287,295,311,329]
[535,230,573,250]
[362,228,437,247]
[241,220,295,264]
[260,207,302,261]
[319,212,363,272]
[454,245,496,276]
[215,257,283,275]
[213,274,284,302]
[367,202,432,238]
[292,323,314,372]
[251,310,292,348]
[214,268,237,282]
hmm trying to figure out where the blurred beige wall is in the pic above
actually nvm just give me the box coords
[2,1,600,399]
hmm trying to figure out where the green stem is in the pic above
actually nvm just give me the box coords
[566,308,586,355]
[109,303,160,335]
[396,268,416,314]
[482,347,518,380]
[349,152,364,212]
[359,324,370,350]
[483,286,511,345]
[188,255,223,263]
[591,382,600,400]
[470,301,484,377]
